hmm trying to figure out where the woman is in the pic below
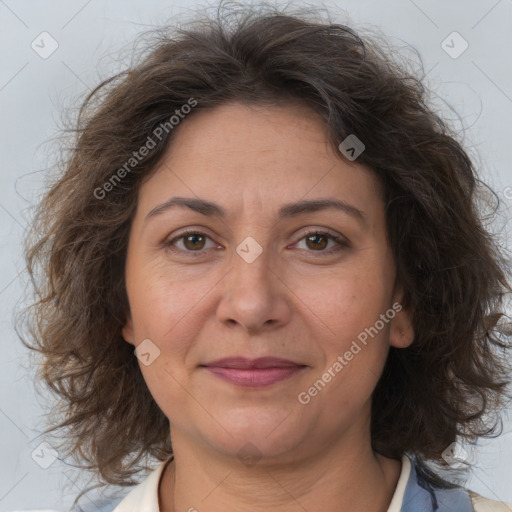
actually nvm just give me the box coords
[21,2,512,511]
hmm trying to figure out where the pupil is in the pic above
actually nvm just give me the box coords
[186,234,203,249]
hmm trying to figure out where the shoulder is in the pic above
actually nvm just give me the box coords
[67,457,173,512]
[404,455,511,512]
[469,491,512,512]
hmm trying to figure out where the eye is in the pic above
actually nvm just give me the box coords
[164,230,219,256]
[293,230,350,255]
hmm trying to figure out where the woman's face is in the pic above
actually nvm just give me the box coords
[122,101,413,464]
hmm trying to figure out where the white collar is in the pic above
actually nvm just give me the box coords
[113,454,411,511]
[113,456,171,511]
[387,455,411,512]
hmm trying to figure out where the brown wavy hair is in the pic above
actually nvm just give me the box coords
[18,0,512,503]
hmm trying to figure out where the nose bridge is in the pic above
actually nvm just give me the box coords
[216,234,289,331]
[230,234,275,296]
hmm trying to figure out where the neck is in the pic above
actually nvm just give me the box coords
[158,434,402,512]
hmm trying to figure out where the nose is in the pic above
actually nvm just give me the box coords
[216,243,292,334]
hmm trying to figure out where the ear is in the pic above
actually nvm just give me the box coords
[122,313,136,347]
[388,286,414,349]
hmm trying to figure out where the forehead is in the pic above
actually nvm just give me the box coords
[136,101,383,224]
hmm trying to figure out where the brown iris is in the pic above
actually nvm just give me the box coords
[305,233,328,250]
[183,234,206,250]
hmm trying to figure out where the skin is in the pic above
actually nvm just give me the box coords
[122,101,414,512]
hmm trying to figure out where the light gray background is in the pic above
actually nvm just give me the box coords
[1,0,511,510]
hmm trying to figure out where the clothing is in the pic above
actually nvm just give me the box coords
[69,454,511,512]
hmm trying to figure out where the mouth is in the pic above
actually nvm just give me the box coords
[200,357,308,388]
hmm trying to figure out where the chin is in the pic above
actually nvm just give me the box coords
[200,409,309,464]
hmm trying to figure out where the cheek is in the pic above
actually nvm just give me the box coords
[131,280,199,419]
[292,259,391,346]
[125,274,196,404]
[127,260,211,340]
[291,256,393,404]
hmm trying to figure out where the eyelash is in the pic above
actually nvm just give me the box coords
[163,229,350,257]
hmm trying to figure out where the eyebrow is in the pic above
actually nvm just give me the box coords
[144,196,366,226]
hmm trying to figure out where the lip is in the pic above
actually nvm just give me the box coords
[201,357,307,388]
